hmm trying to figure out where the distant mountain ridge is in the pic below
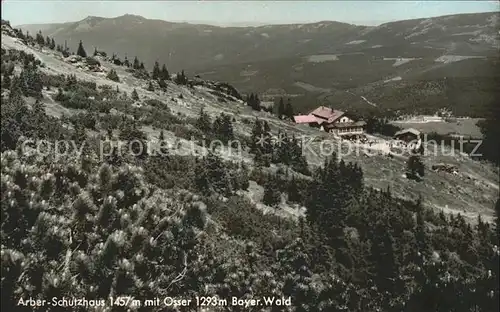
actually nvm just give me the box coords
[18,12,499,66]
[17,12,500,116]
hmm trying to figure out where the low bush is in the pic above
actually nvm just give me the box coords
[106,69,120,82]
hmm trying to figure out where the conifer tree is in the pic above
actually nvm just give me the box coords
[152,61,160,80]
[196,108,212,133]
[262,121,273,155]
[93,47,98,56]
[106,69,120,82]
[289,134,310,175]
[124,56,130,67]
[158,129,165,142]
[274,131,290,164]
[147,81,154,92]
[407,155,425,181]
[370,222,399,294]
[131,89,139,101]
[305,155,363,236]
[213,113,234,144]
[158,78,167,90]
[6,62,15,76]
[119,119,148,158]
[250,118,263,154]
[160,64,170,80]
[285,98,294,120]
[133,56,140,69]
[8,75,23,102]
[415,198,431,259]
[246,93,253,107]
[263,175,281,207]
[253,94,261,111]
[35,31,44,46]
[277,97,285,119]
[50,38,56,49]
[16,28,26,40]
[25,65,43,98]
[194,158,210,194]
[54,87,65,102]
[478,92,500,165]
[139,62,145,70]
[2,72,11,89]
[249,120,272,166]
[72,121,87,145]
[76,40,87,57]
[287,176,301,203]
[175,70,187,85]
[157,130,169,157]
[18,70,27,95]
[194,151,232,195]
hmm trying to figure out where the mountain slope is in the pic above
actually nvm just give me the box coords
[18,12,500,116]
[19,15,365,70]
[2,24,498,223]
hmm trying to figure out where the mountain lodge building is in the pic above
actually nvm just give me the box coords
[293,106,366,137]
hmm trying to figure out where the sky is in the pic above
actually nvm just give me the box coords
[1,0,499,27]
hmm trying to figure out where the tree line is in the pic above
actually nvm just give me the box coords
[245,94,295,120]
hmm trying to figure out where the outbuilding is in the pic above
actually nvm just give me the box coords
[393,128,421,142]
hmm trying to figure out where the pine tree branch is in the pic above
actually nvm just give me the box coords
[164,252,188,292]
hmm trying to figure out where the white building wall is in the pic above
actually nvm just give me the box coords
[339,116,353,123]
[332,127,363,135]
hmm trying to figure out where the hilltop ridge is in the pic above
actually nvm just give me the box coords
[17,12,499,116]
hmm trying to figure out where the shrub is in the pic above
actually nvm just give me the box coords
[106,69,120,82]
[263,179,281,207]
[85,57,101,67]
[41,73,66,88]
[144,81,154,92]
[0,153,208,309]
[158,78,167,90]
[69,112,97,130]
[144,99,167,108]
[79,80,97,91]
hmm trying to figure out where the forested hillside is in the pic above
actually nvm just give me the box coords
[1,20,499,312]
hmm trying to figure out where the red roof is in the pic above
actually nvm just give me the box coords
[309,106,344,122]
[293,115,319,124]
